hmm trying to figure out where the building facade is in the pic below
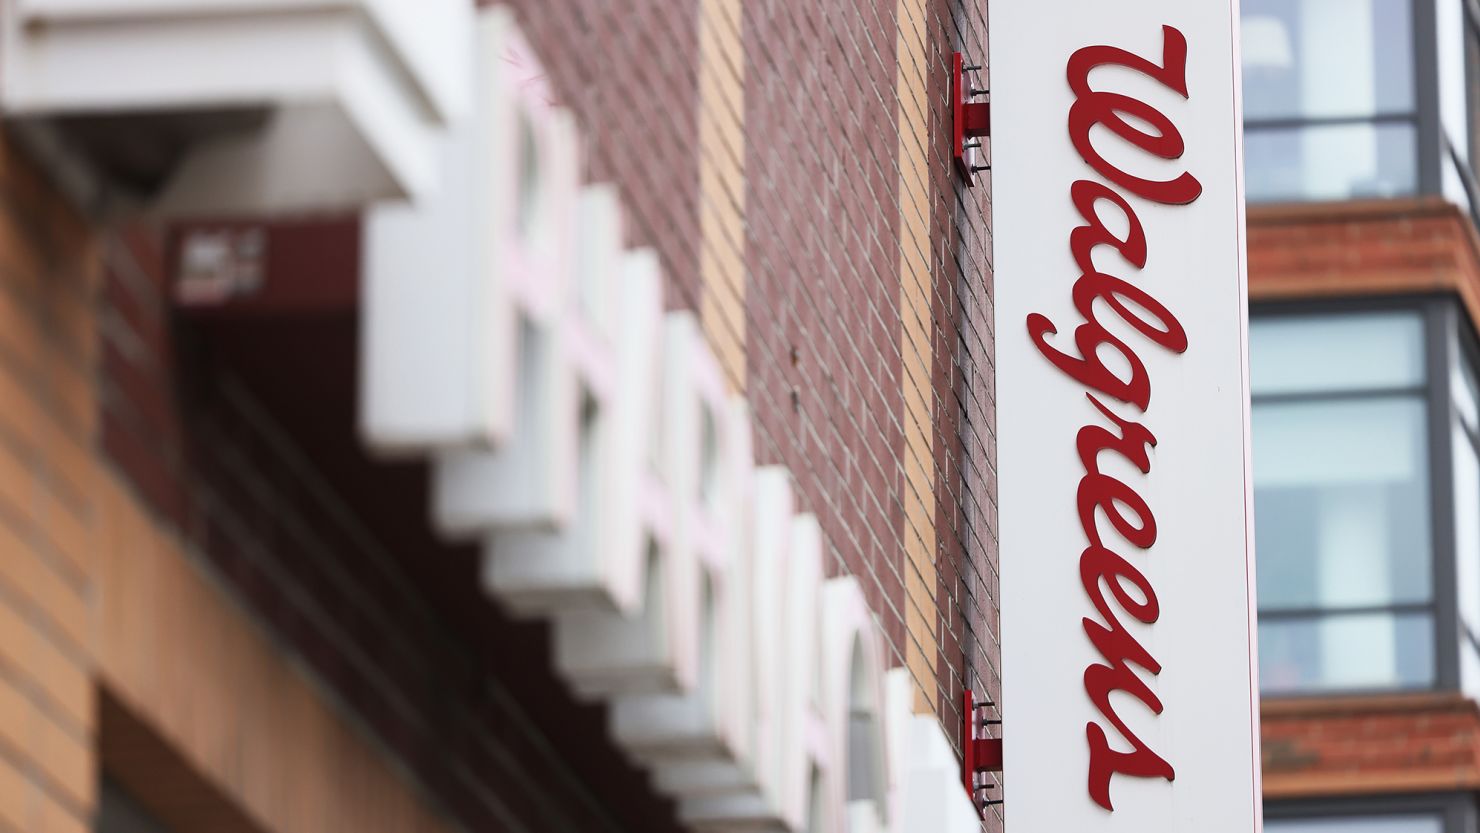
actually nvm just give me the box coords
[0,2,997,833]
[1248,1,1480,831]
[0,1,1471,833]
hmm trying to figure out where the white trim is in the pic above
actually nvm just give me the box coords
[1,0,469,214]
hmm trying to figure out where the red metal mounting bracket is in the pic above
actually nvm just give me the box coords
[951,53,990,184]
[962,688,1003,816]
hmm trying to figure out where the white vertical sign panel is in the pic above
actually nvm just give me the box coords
[989,2,1261,832]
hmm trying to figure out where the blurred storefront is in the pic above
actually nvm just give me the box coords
[0,2,995,833]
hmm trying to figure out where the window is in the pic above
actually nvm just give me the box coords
[1267,815,1443,833]
[1241,0,1418,202]
[1252,309,1436,693]
[1452,314,1480,698]
[1239,0,1480,221]
[1266,816,1450,828]
[1267,794,1472,833]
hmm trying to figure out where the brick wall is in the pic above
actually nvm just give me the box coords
[490,0,702,309]
[1248,198,1480,313]
[97,215,688,832]
[739,0,907,677]
[479,0,1003,814]
[488,0,1001,748]
[92,471,458,833]
[1248,197,1480,805]
[0,133,98,833]
[1262,695,1480,798]
[0,128,584,833]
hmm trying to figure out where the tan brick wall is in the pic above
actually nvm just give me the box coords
[696,0,748,392]
[92,473,457,833]
[0,134,461,833]
[0,133,99,833]
[895,0,937,717]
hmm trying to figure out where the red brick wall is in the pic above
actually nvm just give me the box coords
[488,0,703,310]
[1262,695,1480,798]
[739,0,906,668]
[1248,198,1480,314]
[494,0,1001,739]
[935,0,997,758]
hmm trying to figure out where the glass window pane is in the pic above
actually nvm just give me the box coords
[1453,350,1480,432]
[1254,397,1432,610]
[1266,816,1442,833]
[1457,352,1480,702]
[1251,312,1425,396]
[1454,422,1480,628]
[1463,632,1480,702]
[1245,122,1417,203]
[1241,0,1414,121]
[1259,611,1434,693]
[1469,25,1480,168]
[1438,0,1468,164]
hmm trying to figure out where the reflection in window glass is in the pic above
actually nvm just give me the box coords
[1266,816,1443,833]
[1254,398,1431,610]
[1456,422,1480,615]
[1465,628,1480,702]
[1454,351,1480,433]
[1456,349,1480,699]
[1241,0,1413,121]
[1251,313,1425,396]
[1454,419,1480,699]
[1245,122,1417,203]
[1437,0,1467,163]
[1259,611,1434,693]
[1251,309,1436,695]
[1444,151,1476,219]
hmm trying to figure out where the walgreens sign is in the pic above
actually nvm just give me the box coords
[990,3,1262,832]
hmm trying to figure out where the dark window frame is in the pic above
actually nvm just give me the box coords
[1267,791,1476,833]
[1443,293,1480,686]
[1252,294,1461,696]
[1436,0,1480,220]
[1239,0,1480,212]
